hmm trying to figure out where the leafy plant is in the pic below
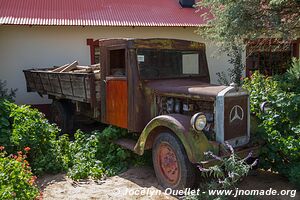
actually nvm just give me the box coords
[0,146,39,200]
[1,98,149,180]
[286,58,300,80]
[56,126,149,180]
[216,45,244,86]
[279,58,300,93]
[243,70,300,185]
[187,142,257,200]
[288,163,300,190]
[0,80,17,102]
[59,130,108,180]
[0,99,66,175]
[8,102,65,174]
[0,100,13,152]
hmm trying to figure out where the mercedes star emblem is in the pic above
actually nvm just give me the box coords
[229,105,244,123]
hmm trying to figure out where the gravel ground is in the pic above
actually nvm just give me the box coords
[37,167,298,200]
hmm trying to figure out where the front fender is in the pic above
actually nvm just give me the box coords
[134,114,211,163]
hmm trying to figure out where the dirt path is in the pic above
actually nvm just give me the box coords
[37,167,298,200]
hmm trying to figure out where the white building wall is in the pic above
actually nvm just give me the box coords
[0,25,233,104]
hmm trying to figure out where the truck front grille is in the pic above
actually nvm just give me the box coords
[223,95,248,141]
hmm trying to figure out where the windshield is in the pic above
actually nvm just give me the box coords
[137,49,204,79]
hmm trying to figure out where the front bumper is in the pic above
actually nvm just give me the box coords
[199,145,260,168]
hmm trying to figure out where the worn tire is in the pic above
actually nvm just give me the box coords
[51,100,74,133]
[152,132,196,190]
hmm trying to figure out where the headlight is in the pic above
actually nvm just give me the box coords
[191,112,207,131]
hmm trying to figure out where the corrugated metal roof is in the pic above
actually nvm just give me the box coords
[0,0,209,27]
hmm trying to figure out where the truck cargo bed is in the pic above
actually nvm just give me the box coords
[23,67,101,105]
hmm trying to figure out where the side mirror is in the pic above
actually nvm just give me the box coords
[260,101,271,113]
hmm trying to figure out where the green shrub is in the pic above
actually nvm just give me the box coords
[1,95,151,182]
[0,146,39,200]
[0,99,66,175]
[57,127,147,180]
[0,80,17,102]
[60,130,108,180]
[288,163,300,190]
[0,100,13,152]
[1,98,149,179]
[243,69,300,181]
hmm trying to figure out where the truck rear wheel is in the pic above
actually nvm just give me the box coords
[152,132,196,190]
[51,100,74,133]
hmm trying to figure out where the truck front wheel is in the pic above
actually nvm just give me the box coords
[152,132,196,190]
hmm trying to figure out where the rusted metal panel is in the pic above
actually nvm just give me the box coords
[145,79,227,101]
[134,114,212,163]
[127,48,154,132]
[128,39,206,50]
[105,78,128,129]
[224,96,248,141]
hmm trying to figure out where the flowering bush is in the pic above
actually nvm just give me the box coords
[0,99,66,175]
[1,97,147,181]
[0,146,39,199]
[186,142,257,200]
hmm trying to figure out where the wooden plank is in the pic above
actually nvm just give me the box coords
[94,71,101,80]
[48,73,62,94]
[89,75,96,107]
[23,71,36,92]
[106,79,128,129]
[73,68,93,73]
[61,61,78,72]
[31,72,44,93]
[51,63,69,72]
[39,73,52,93]
[95,91,101,100]
[70,75,86,98]
[59,73,73,96]
[91,63,101,70]
[77,66,91,69]
[47,92,88,102]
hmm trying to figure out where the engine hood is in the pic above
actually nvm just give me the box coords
[144,79,227,100]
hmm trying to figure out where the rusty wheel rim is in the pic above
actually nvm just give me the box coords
[157,143,180,184]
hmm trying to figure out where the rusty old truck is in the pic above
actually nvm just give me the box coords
[24,38,259,190]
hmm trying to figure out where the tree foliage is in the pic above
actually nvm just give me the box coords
[196,0,300,47]
[196,0,300,84]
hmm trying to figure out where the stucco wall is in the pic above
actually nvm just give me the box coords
[0,25,232,104]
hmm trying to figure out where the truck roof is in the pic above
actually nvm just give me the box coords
[97,38,205,50]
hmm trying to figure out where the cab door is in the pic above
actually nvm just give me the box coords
[105,48,128,129]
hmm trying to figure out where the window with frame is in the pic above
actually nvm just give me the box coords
[246,41,299,76]
[137,49,207,79]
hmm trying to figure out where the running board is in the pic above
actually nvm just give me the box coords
[114,138,137,152]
